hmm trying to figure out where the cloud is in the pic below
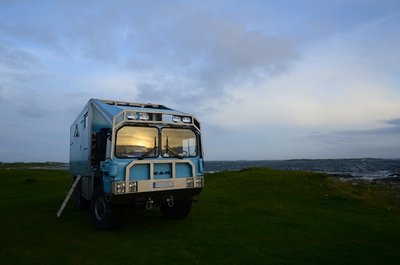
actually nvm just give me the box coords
[336,118,400,136]
[0,147,7,157]
[0,1,297,113]
[208,15,400,128]
[0,1,399,161]
[297,116,400,159]
[0,39,49,122]
[0,86,4,103]
[384,118,400,126]
[16,99,46,119]
[130,14,297,110]
[0,39,45,93]
[0,40,38,69]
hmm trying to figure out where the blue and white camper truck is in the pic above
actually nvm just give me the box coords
[69,99,204,229]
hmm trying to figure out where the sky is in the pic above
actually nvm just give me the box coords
[0,0,399,162]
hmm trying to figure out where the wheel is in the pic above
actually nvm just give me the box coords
[160,199,192,220]
[74,177,89,210]
[90,186,120,230]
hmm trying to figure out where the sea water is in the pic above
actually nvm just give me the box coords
[204,158,400,180]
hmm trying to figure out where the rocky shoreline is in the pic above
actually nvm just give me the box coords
[329,173,400,187]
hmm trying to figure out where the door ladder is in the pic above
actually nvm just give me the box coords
[56,175,82,218]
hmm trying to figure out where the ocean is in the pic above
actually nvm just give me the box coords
[204,158,400,180]
[3,159,399,181]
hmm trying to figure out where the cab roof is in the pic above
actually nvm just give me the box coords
[92,98,190,119]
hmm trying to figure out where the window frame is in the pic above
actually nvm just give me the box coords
[161,127,198,158]
[114,125,160,159]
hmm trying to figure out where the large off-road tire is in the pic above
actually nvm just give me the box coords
[90,187,120,230]
[160,199,192,220]
[74,177,89,210]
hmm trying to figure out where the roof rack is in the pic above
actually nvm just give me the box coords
[98,99,171,110]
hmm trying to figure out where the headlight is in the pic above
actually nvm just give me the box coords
[115,182,126,193]
[172,116,181,122]
[139,113,150,120]
[182,117,191,123]
[186,178,194,188]
[195,177,203,187]
[126,112,137,120]
[129,181,138,192]
[115,181,137,193]
[116,182,125,189]
[126,112,150,121]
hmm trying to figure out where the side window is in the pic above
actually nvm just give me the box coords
[74,124,80,137]
[83,113,88,129]
[105,137,111,159]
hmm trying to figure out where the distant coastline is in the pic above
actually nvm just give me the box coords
[0,162,69,171]
[205,158,400,180]
[1,158,399,182]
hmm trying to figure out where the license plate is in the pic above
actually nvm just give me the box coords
[153,181,174,188]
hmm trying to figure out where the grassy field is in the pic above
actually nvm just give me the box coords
[1,167,400,265]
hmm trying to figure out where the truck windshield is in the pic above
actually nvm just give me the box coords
[162,128,197,158]
[115,126,158,158]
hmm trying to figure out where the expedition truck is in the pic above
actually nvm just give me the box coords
[69,99,204,229]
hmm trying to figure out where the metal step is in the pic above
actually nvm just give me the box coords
[56,175,82,218]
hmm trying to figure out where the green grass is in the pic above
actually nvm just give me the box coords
[1,167,400,264]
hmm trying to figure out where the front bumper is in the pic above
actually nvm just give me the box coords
[108,187,203,204]
[112,176,204,194]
